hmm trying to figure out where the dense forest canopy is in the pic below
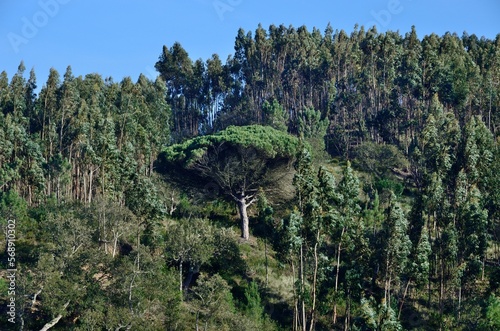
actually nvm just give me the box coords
[155,24,500,151]
[0,24,500,330]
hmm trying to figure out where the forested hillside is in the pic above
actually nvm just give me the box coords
[1,24,500,330]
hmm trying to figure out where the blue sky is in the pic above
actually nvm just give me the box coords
[1,0,500,85]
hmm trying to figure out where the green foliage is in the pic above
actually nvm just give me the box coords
[484,295,500,330]
[125,174,165,220]
[188,273,235,329]
[0,189,28,223]
[337,161,362,216]
[420,103,461,176]
[360,297,403,331]
[163,125,299,166]
[297,107,327,139]
[382,194,411,299]
[162,125,299,239]
[244,281,264,320]
[292,144,318,214]
[354,141,408,178]
[42,206,93,258]
[0,278,8,297]
[262,99,289,132]
[164,218,215,286]
[412,228,432,288]
[208,227,247,278]
[2,25,500,330]
[374,178,404,197]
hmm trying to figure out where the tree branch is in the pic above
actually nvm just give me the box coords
[31,288,43,310]
[245,194,259,208]
[39,300,70,331]
[115,323,132,331]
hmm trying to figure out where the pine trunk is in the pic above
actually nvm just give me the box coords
[237,198,250,240]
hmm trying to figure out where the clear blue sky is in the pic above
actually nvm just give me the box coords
[1,0,500,85]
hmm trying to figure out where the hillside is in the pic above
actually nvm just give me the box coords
[1,25,500,330]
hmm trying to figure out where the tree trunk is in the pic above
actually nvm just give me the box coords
[265,238,269,287]
[398,279,411,319]
[237,198,250,240]
[344,292,351,331]
[292,260,298,331]
[439,258,444,318]
[300,244,306,331]
[183,264,200,289]
[179,259,183,292]
[88,168,93,204]
[112,232,120,258]
[39,301,70,331]
[458,284,462,321]
[333,227,345,325]
[309,229,320,331]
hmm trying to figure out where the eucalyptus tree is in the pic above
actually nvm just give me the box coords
[0,63,45,202]
[155,42,203,139]
[0,71,10,114]
[289,144,318,331]
[381,194,411,307]
[135,74,171,177]
[286,152,365,330]
[37,68,60,166]
[398,26,423,144]
[450,116,494,314]
[329,161,364,327]
[205,54,227,130]
[53,66,79,202]
[411,96,461,313]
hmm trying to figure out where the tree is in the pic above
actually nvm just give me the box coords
[164,218,215,291]
[155,42,202,139]
[354,141,408,179]
[330,161,363,327]
[188,273,235,330]
[411,227,432,289]
[262,99,288,132]
[289,144,319,331]
[161,125,299,240]
[244,281,264,322]
[360,297,403,331]
[382,194,411,307]
[37,67,60,165]
[205,53,228,130]
[481,294,500,330]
